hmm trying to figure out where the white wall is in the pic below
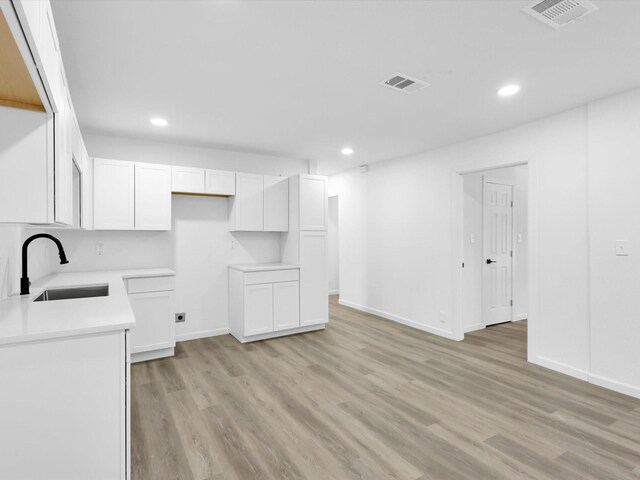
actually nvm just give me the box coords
[329,106,591,374]
[462,165,528,332]
[44,133,308,339]
[328,196,339,295]
[587,89,640,398]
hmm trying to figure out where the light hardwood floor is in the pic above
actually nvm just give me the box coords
[131,296,640,479]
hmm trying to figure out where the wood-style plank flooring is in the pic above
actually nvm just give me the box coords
[131,296,640,479]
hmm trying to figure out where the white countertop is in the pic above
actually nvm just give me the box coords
[228,263,300,272]
[0,268,174,347]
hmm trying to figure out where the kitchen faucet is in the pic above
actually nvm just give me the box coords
[21,233,69,295]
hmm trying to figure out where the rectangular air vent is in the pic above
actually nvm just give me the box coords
[380,73,429,95]
[523,0,598,29]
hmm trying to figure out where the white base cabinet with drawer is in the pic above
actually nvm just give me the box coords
[125,274,176,362]
[229,265,320,343]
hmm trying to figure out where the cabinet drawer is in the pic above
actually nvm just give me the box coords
[243,269,299,285]
[127,275,175,294]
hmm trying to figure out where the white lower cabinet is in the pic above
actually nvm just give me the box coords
[0,330,128,480]
[300,231,329,326]
[229,266,312,343]
[126,274,176,362]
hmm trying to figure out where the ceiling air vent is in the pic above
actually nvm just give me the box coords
[380,73,429,95]
[522,0,598,29]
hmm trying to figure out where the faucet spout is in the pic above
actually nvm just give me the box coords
[21,233,69,295]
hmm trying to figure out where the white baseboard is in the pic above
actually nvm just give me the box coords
[328,290,339,296]
[513,313,528,321]
[338,299,458,341]
[464,323,485,333]
[588,373,640,399]
[131,347,174,363]
[530,355,589,381]
[177,327,229,342]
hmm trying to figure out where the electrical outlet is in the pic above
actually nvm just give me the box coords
[95,243,104,256]
[439,310,446,324]
[175,312,186,323]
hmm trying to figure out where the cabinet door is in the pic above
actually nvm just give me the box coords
[93,158,135,230]
[300,231,328,326]
[264,175,289,232]
[135,163,172,230]
[299,174,328,230]
[81,148,93,230]
[235,173,264,231]
[244,283,273,336]
[273,281,300,331]
[172,166,204,193]
[205,169,235,195]
[129,291,175,354]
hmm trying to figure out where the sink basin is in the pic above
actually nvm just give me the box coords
[33,285,109,302]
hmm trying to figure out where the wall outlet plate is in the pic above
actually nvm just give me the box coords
[175,312,186,323]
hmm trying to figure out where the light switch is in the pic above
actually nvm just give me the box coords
[470,234,476,244]
[615,240,629,256]
[517,233,523,243]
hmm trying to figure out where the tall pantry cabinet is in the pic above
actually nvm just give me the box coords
[281,174,329,326]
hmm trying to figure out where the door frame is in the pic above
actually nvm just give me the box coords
[481,176,514,327]
[451,158,538,363]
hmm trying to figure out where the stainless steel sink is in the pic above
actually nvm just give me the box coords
[33,284,109,302]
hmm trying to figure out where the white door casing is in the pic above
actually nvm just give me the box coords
[482,178,513,326]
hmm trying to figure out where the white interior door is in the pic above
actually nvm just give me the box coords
[482,178,513,326]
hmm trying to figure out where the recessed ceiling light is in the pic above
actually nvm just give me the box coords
[150,117,168,127]
[497,84,521,97]
[341,147,354,155]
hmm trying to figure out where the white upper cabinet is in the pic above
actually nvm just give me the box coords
[53,87,73,225]
[93,158,135,230]
[264,175,289,232]
[172,166,204,194]
[135,163,172,231]
[299,175,328,230]
[229,173,264,231]
[205,169,235,196]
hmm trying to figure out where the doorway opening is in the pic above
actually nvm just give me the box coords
[328,195,339,297]
[461,164,528,335]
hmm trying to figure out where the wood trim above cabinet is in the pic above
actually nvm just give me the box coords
[0,7,45,112]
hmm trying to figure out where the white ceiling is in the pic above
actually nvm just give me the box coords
[52,0,640,175]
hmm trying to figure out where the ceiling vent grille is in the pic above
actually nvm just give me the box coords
[522,0,598,29]
[380,73,429,95]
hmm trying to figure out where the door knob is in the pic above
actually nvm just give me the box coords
[486,259,497,264]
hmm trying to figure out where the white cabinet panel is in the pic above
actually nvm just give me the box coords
[129,291,175,354]
[230,173,264,231]
[300,175,328,230]
[93,158,135,230]
[273,281,300,331]
[0,107,53,223]
[205,169,235,196]
[135,163,172,230]
[0,331,126,480]
[172,166,204,193]
[300,231,328,326]
[264,175,289,232]
[244,283,274,336]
